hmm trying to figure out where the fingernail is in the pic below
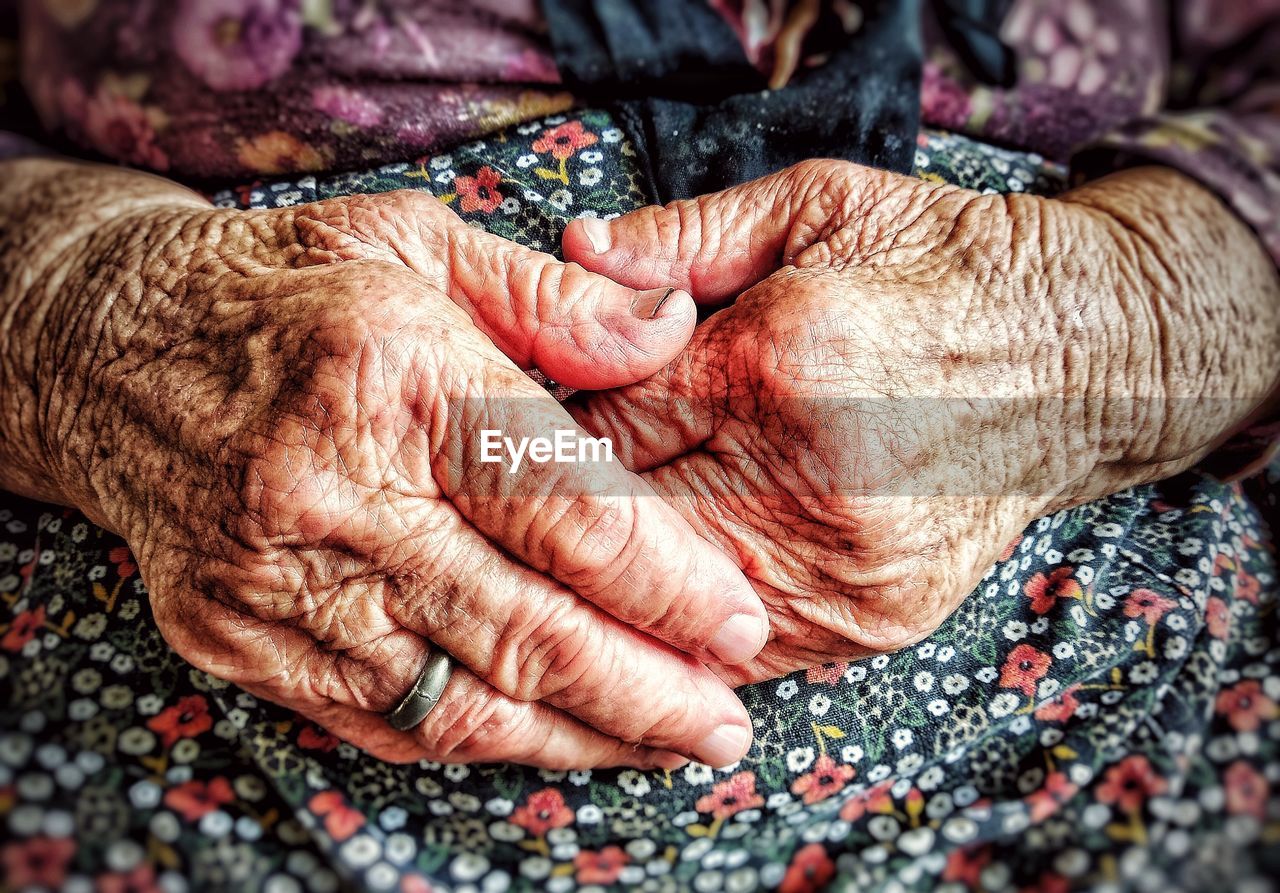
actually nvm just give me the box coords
[651,750,692,771]
[693,724,752,768]
[709,613,767,663]
[580,217,612,254]
[632,286,678,320]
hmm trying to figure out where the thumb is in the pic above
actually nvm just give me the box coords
[445,222,697,390]
[562,160,877,304]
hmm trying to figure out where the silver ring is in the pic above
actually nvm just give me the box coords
[385,650,452,731]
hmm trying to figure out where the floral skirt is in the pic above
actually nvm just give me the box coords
[1,111,1277,893]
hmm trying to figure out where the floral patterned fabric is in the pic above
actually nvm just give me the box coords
[1,112,1277,892]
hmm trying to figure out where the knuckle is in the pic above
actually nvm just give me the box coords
[493,597,601,702]
[542,493,637,592]
[821,568,945,655]
[627,692,703,748]
[416,688,526,762]
[531,255,568,321]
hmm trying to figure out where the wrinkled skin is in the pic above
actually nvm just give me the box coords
[0,161,772,767]
[564,160,1280,683]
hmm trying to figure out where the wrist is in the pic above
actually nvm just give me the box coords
[0,158,211,520]
[1051,167,1280,502]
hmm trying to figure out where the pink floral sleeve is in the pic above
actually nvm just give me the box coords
[1071,1,1280,267]
[10,0,571,178]
[1069,1,1280,475]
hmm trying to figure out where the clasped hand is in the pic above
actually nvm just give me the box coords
[17,155,1276,767]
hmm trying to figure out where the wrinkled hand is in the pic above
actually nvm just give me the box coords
[563,161,1280,682]
[17,174,770,766]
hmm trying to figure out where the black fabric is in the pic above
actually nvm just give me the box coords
[932,0,1017,87]
[541,0,925,202]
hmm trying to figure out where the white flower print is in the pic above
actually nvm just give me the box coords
[989,692,1020,718]
[1130,661,1159,684]
[618,770,650,797]
[786,747,816,772]
[684,763,714,785]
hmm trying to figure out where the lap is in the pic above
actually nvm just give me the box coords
[1,112,1276,892]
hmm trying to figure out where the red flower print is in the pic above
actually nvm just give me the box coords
[97,862,162,893]
[1224,760,1269,819]
[164,777,235,822]
[1034,684,1080,722]
[1023,875,1070,893]
[2,605,45,652]
[1123,588,1177,625]
[805,662,847,685]
[695,771,765,820]
[574,846,629,885]
[1095,755,1167,812]
[297,722,340,752]
[108,545,137,578]
[779,843,835,893]
[532,120,597,160]
[999,644,1052,696]
[454,166,503,214]
[1023,567,1081,614]
[1215,680,1279,732]
[838,779,894,822]
[309,790,366,841]
[1206,596,1230,639]
[1026,771,1079,822]
[401,876,434,893]
[147,694,213,747]
[1,836,76,889]
[511,788,574,837]
[942,845,991,887]
[790,754,856,804]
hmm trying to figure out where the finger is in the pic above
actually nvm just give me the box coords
[279,191,698,390]
[158,521,754,767]
[424,327,769,669]
[382,518,757,768]
[310,669,694,769]
[443,221,697,389]
[560,159,885,303]
[568,302,741,471]
[266,471,759,768]
[152,591,689,769]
